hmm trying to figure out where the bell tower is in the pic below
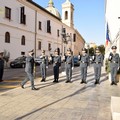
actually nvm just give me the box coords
[62,0,74,28]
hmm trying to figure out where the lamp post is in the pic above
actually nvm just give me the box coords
[61,27,72,55]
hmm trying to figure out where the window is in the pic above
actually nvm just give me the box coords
[21,52,25,55]
[47,20,51,33]
[5,7,11,20]
[65,11,68,20]
[48,43,51,51]
[38,41,41,50]
[21,35,25,45]
[57,29,60,37]
[5,32,10,43]
[20,7,26,24]
[38,21,42,30]
[73,33,76,42]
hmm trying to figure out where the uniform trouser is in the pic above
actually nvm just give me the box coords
[21,72,34,88]
[110,66,118,82]
[0,68,4,80]
[53,65,59,80]
[94,64,101,80]
[40,64,46,79]
[66,66,72,81]
[80,67,87,81]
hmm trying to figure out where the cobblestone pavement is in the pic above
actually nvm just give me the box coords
[0,66,120,120]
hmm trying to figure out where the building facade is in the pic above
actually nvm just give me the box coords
[0,0,85,60]
[105,0,120,54]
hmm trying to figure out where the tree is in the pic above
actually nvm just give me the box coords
[98,45,105,55]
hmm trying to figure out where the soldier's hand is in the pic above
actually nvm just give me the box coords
[72,67,74,70]
[46,66,48,69]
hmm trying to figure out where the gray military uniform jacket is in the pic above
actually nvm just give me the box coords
[80,54,89,67]
[25,56,34,74]
[93,54,103,67]
[53,55,61,67]
[39,55,48,66]
[65,56,74,68]
[108,53,120,68]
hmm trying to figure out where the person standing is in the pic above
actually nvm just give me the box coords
[108,46,120,85]
[52,49,61,83]
[79,48,89,84]
[21,50,37,90]
[65,49,74,83]
[39,50,48,82]
[0,52,4,82]
[92,48,103,84]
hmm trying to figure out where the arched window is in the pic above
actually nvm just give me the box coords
[65,11,68,20]
[21,35,25,45]
[5,32,10,43]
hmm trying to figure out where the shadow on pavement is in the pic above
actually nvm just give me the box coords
[15,84,95,120]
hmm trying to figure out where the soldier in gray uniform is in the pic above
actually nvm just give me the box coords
[92,48,103,84]
[108,46,120,85]
[0,52,4,82]
[39,50,48,82]
[21,50,37,90]
[53,49,61,83]
[65,49,74,83]
[79,48,89,84]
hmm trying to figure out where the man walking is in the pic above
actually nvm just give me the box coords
[21,50,37,90]
[0,52,4,82]
[108,46,120,85]
[39,50,48,82]
[65,49,74,83]
[92,48,103,84]
[79,48,89,84]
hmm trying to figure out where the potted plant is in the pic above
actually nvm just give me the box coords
[116,68,120,83]
[105,59,111,82]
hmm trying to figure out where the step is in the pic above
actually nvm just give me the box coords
[111,96,120,120]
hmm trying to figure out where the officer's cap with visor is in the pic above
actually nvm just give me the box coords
[111,46,117,49]
[82,48,87,52]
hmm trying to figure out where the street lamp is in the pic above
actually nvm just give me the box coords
[61,27,72,55]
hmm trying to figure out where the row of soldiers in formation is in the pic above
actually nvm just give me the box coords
[20,45,120,90]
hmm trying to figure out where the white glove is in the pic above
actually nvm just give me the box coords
[72,67,74,70]
[118,67,119,70]
[46,66,48,69]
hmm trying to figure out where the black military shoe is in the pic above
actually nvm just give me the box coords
[65,81,69,83]
[41,79,45,82]
[20,84,24,89]
[111,82,114,85]
[31,87,38,90]
[53,80,56,83]
[94,80,97,84]
[113,82,117,85]
[80,80,84,84]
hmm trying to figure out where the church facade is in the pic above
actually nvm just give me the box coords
[0,0,85,59]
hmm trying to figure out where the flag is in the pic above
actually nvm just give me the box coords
[106,23,110,46]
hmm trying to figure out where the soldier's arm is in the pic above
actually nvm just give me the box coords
[59,56,61,67]
[46,56,49,66]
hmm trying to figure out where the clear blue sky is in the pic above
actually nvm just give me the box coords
[34,0,105,46]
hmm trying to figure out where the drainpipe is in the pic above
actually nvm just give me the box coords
[34,10,37,77]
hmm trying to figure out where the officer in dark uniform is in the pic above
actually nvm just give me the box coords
[0,52,4,82]
[65,49,74,83]
[21,50,37,90]
[39,50,48,82]
[79,48,89,84]
[108,46,120,85]
[53,49,61,83]
[92,48,103,84]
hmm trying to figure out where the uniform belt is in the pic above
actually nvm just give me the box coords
[81,61,87,63]
[111,61,118,63]
[95,62,101,64]
[66,62,71,64]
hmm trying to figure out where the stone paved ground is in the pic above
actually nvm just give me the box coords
[0,66,120,120]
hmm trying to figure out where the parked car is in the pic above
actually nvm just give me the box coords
[73,56,80,66]
[10,56,26,68]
